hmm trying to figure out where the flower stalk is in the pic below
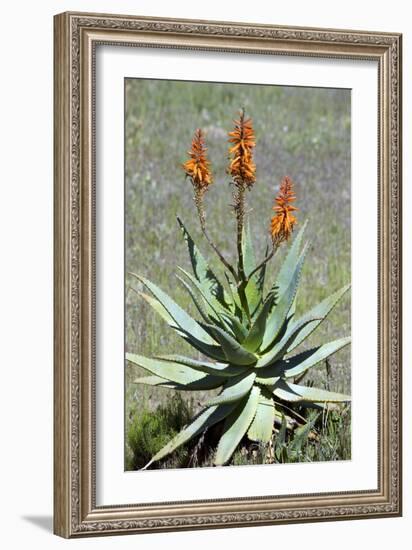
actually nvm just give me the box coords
[183,128,238,281]
[182,117,299,321]
[228,109,257,288]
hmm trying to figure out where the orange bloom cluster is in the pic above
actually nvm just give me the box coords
[228,110,256,187]
[182,129,213,190]
[270,176,298,245]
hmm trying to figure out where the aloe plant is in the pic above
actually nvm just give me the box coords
[127,111,350,468]
[127,219,350,468]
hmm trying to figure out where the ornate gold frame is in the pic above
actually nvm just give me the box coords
[53,11,402,538]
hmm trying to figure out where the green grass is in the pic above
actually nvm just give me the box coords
[126,394,194,470]
[124,78,351,469]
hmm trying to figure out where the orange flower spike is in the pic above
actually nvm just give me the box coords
[228,110,256,187]
[182,129,213,190]
[270,176,298,245]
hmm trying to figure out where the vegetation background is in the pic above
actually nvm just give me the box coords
[125,78,351,469]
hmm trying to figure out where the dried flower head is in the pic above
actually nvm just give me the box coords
[228,109,256,187]
[270,176,298,245]
[182,129,213,190]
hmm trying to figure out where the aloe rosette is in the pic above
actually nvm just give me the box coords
[127,219,350,468]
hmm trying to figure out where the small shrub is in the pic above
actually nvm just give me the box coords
[126,395,193,470]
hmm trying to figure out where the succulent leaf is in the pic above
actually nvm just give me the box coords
[143,402,237,469]
[155,354,247,377]
[261,243,309,352]
[131,274,214,344]
[242,223,266,316]
[247,394,275,442]
[138,291,176,327]
[207,372,256,406]
[130,273,226,360]
[255,337,350,385]
[177,272,240,340]
[133,374,224,391]
[224,273,243,319]
[177,217,232,310]
[242,292,277,352]
[132,375,171,387]
[280,336,351,378]
[170,327,227,361]
[274,219,308,300]
[177,267,225,324]
[176,274,213,324]
[273,379,351,403]
[214,386,261,465]
[255,314,318,368]
[218,311,249,343]
[178,270,246,341]
[255,373,281,386]
[206,324,258,366]
[127,353,208,385]
[286,284,350,353]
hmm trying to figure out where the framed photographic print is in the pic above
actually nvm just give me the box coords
[53,11,402,538]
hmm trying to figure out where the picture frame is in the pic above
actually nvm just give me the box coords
[53,11,402,538]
